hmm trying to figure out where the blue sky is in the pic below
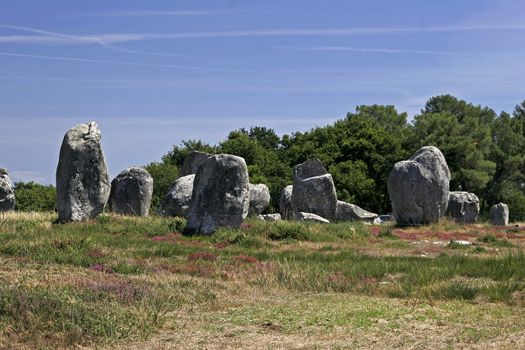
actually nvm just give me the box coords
[1,0,524,185]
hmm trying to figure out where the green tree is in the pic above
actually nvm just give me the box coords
[14,182,56,212]
[411,95,496,198]
[329,160,375,205]
[162,140,216,168]
[246,126,280,150]
[144,162,179,211]
[486,108,525,220]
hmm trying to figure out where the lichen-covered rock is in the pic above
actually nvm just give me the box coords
[0,168,15,211]
[336,200,378,223]
[56,122,110,222]
[158,174,195,217]
[446,191,480,223]
[109,167,153,217]
[179,150,212,177]
[279,185,294,220]
[258,213,282,222]
[248,183,270,216]
[292,159,337,220]
[186,154,250,235]
[387,146,450,225]
[296,212,330,224]
[490,203,509,226]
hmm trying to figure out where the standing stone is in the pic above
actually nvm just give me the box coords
[0,168,15,211]
[109,167,153,217]
[292,159,337,220]
[158,174,195,217]
[56,122,110,222]
[248,183,271,216]
[387,146,450,225]
[179,150,212,177]
[279,185,294,220]
[446,191,480,223]
[186,154,250,235]
[490,203,509,226]
[335,200,378,223]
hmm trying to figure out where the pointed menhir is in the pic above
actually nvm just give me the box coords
[56,122,111,222]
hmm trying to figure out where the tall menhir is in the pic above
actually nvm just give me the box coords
[56,122,110,222]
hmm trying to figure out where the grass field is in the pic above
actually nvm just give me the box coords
[0,211,524,349]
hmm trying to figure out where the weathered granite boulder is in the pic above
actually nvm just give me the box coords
[258,213,282,222]
[179,150,212,177]
[279,185,294,220]
[446,191,480,223]
[248,183,271,216]
[186,154,250,235]
[158,174,195,217]
[296,212,330,224]
[292,159,337,220]
[0,168,15,211]
[336,200,378,223]
[387,146,450,225]
[109,167,153,217]
[56,122,110,222]
[490,203,509,226]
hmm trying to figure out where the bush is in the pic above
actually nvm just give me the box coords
[13,182,56,212]
[267,222,311,241]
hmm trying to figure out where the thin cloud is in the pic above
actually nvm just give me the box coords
[0,24,105,44]
[0,52,254,73]
[2,24,525,45]
[0,25,199,61]
[103,45,197,60]
[0,75,147,83]
[95,10,219,17]
[272,46,460,55]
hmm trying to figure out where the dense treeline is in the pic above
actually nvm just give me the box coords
[146,95,525,221]
[13,95,525,221]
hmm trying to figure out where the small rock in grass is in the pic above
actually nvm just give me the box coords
[258,213,282,222]
[449,240,472,246]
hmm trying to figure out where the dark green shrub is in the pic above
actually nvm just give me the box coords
[14,182,56,212]
[267,222,311,241]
